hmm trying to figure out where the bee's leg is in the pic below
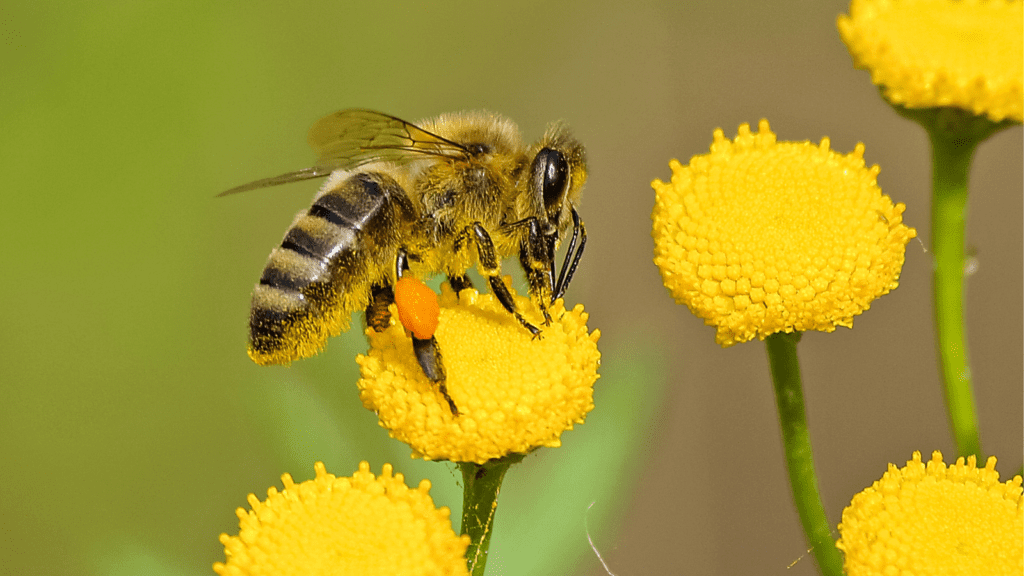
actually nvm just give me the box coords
[365,284,395,332]
[366,247,412,332]
[470,223,541,337]
[448,231,475,292]
[393,247,458,416]
[411,336,458,415]
[553,207,587,301]
[518,218,555,325]
[395,248,410,279]
[447,274,474,293]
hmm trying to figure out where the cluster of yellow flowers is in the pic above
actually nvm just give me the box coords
[218,284,602,573]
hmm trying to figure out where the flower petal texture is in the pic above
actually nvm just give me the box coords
[214,462,469,576]
[838,0,1024,122]
[651,120,916,347]
[357,284,600,464]
[837,451,1023,576]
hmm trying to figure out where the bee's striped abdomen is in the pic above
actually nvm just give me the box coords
[248,172,412,365]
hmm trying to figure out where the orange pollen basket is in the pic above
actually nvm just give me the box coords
[394,277,441,340]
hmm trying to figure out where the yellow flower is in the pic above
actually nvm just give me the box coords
[838,0,1024,123]
[651,120,916,347]
[837,451,1023,576]
[214,461,469,576]
[357,284,600,464]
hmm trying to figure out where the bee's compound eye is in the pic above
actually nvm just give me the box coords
[533,148,569,213]
[394,277,440,340]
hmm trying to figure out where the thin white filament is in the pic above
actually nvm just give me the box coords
[584,501,618,576]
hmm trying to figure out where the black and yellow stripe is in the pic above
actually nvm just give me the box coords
[247,172,415,365]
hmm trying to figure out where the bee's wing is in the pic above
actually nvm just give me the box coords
[308,109,468,166]
[219,109,467,197]
[218,166,336,196]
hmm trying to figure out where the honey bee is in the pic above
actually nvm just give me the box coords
[222,109,587,413]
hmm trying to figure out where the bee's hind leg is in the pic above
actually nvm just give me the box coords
[392,248,459,416]
[363,245,412,332]
[411,336,458,416]
[365,284,395,332]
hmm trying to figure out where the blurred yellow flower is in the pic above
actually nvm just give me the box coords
[838,0,1023,122]
[214,461,469,576]
[357,284,600,464]
[651,120,916,347]
[837,451,1023,576]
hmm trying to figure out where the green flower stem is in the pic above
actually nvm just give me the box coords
[765,332,843,576]
[893,104,1014,459]
[459,453,524,576]
[927,125,982,459]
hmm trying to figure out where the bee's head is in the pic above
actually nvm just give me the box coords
[528,123,587,239]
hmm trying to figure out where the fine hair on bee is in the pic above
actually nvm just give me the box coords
[221,109,588,415]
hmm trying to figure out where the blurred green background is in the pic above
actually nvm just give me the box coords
[2,2,1020,575]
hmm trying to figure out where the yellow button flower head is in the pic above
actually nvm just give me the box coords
[651,120,916,347]
[837,451,1024,576]
[357,284,600,464]
[214,462,469,576]
[838,0,1024,122]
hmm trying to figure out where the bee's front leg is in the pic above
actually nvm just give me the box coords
[518,218,556,325]
[469,223,541,337]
